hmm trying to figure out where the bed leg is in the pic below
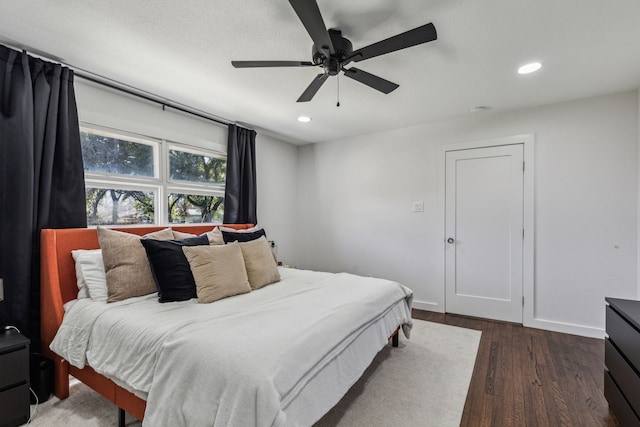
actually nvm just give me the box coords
[53,358,70,399]
[118,408,126,427]
[392,332,399,347]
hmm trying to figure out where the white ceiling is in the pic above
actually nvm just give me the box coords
[1,0,640,144]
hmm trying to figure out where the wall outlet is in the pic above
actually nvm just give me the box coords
[412,201,424,212]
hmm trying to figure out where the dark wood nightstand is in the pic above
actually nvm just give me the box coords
[0,328,30,427]
[605,298,640,427]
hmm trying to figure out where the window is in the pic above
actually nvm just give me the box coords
[81,125,225,226]
[86,187,155,225]
[168,193,224,224]
[169,146,226,184]
[81,129,157,177]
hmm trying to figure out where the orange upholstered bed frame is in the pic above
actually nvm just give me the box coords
[40,224,253,421]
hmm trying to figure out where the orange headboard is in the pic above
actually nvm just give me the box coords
[40,224,253,349]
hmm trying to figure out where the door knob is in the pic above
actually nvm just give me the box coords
[447,237,455,244]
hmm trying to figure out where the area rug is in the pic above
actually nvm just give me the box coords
[27,320,481,427]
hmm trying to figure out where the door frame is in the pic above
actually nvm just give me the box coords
[439,134,535,326]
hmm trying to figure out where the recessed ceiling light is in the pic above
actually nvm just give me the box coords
[297,116,312,123]
[518,62,542,74]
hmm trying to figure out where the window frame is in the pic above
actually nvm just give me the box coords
[80,122,226,226]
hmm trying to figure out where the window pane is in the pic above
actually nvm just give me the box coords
[86,188,155,225]
[168,193,224,224]
[169,149,226,184]
[81,131,155,177]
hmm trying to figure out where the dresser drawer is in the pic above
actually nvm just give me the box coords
[607,305,640,370]
[605,370,640,427]
[606,338,640,416]
[0,383,30,427]
[0,347,28,390]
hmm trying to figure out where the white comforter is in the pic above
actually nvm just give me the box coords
[51,268,413,427]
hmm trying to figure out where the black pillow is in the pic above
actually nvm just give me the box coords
[141,235,209,303]
[221,228,267,243]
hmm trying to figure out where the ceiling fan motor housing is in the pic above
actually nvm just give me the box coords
[312,29,353,74]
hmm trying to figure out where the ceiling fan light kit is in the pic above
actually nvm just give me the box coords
[231,0,437,103]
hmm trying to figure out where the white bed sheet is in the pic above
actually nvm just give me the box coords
[50,267,413,427]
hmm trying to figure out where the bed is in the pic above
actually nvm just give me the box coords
[40,225,413,426]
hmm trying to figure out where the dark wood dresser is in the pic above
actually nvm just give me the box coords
[605,297,640,427]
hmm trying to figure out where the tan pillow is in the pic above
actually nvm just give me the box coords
[97,227,159,302]
[206,227,224,245]
[238,236,280,290]
[182,244,251,303]
[143,228,175,240]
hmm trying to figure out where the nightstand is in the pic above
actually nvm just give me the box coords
[0,329,30,427]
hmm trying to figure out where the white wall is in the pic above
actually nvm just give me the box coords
[74,79,299,255]
[255,134,298,265]
[296,91,639,338]
[638,89,640,300]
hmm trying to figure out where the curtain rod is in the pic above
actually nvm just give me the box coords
[75,72,231,128]
[1,38,243,129]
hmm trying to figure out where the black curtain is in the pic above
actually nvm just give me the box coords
[0,45,87,347]
[223,124,257,224]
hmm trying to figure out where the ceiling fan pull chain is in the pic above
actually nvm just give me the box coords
[336,73,340,107]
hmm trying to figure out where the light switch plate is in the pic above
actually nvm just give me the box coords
[412,201,424,213]
[0,278,4,301]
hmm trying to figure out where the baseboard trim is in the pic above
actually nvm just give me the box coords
[412,303,605,339]
[526,318,605,339]
[412,300,442,312]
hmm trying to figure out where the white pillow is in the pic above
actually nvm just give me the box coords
[71,249,108,302]
[72,250,90,299]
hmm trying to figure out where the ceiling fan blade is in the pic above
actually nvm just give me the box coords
[232,60,315,68]
[342,67,399,94]
[288,0,335,56]
[346,23,437,63]
[297,73,329,102]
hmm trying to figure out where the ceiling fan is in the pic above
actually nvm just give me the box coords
[231,0,437,103]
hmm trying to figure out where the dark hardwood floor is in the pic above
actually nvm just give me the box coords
[412,309,619,427]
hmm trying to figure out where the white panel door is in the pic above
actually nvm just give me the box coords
[445,144,524,323]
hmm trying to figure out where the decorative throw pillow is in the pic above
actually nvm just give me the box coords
[238,236,280,290]
[72,250,90,299]
[98,227,160,303]
[140,235,210,302]
[182,244,251,304]
[221,227,266,243]
[71,249,108,302]
[206,227,225,245]
[143,228,175,240]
